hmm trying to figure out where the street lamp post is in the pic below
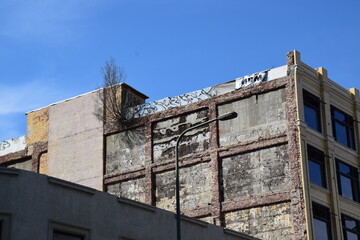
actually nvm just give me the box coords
[175,111,238,240]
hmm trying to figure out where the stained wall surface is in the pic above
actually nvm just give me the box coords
[106,126,145,175]
[225,202,294,239]
[156,162,212,212]
[152,109,210,162]
[218,88,287,146]
[222,144,290,201]
[103,82,297,240]
[107,177,146,202]
[47,92,103,190]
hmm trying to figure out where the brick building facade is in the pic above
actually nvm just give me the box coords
[1,50,359,239]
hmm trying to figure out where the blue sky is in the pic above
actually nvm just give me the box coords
[0,0,359,141]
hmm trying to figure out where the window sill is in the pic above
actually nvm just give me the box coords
[310,183,330,194]
[333,141,357,156]
[305,127,325,139]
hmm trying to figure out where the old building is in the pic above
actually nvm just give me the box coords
[1,50,359,239]
[0,167,253,240]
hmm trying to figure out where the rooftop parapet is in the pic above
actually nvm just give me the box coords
[0,136,26,157]
[127,65,288,119]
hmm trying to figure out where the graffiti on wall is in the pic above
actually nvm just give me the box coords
[127,87,216,119]
[125,65,287,119]
[0,136,26,156]
[235,71,268,89]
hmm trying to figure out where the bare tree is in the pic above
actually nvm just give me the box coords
[94,58,129,126]
[94,58,144,148]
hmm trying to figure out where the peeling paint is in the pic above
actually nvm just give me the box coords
[107,178,146,203]
[152,110,210,162]
[225,202,294,239]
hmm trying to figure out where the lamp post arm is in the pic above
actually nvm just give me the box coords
[175,117,218,240]
[174,112,237,240]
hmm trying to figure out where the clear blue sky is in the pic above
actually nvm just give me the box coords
[0,0,359,141]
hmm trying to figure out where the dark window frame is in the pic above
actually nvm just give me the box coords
[0,214,10,240]
[342,214,360,240]
[336,160,360,202]
[303,90,322,132]
[331,106,356,150]
[49,222,89,240]
[53,230,84,240]
[308,145,327,188]
[313,202,332,240]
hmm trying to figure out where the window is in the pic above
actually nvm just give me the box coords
[331,106,356,150]
[53,231,84,240]
[303,90,322,132]
[0,214,10,240]
[336,160,360,202]
[308,145,326,188]
[313,202,332,240]
[49,222,88,240]
[342,214,360,240]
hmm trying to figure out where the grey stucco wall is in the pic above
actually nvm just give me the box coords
[47,92,103,190]
[218,88,287,146]
[0,168,254,240]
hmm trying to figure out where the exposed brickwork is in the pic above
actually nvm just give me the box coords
[0,141,47,174]
[285,75,307,239]
[0,149,28,165]
[222,192,291,212]
[31,141,48,172]
[102,75,307,239]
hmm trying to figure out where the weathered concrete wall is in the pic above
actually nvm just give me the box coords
[106,126,145,175]
[47,91,103,190]
[107,178,146,203]
[152,109,210,162]
[26,107,49,144]
[156,162,212,212]
[6,158,32,171]
[102,72,302,239]
[222,144,290,201]
[0,136,26,156]
[218,88,287,146]
[225,202,294,239]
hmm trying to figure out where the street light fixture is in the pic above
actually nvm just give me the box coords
[175,111,238,240]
